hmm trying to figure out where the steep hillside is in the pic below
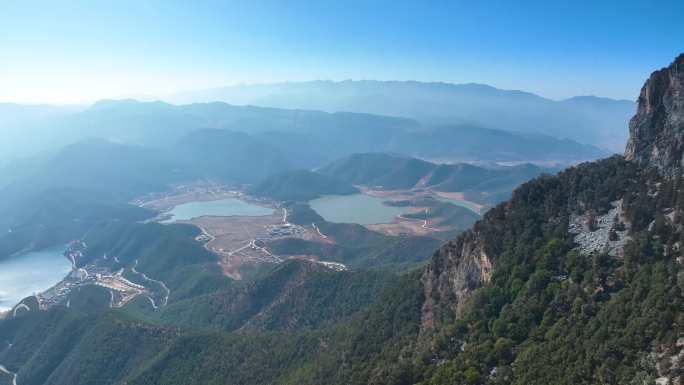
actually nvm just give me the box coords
[0,271,426,385]
[77,222,228,297]
[1,99,607,167]
[248,170,358,201]
[0,139,178,257]
[0,104,80,163]
[0,55,681,385]
[388,124,608,162]
[0,189,153,259]
[418,54,684,385]
[0,225,418,385]
[319,153,549,205]
[625,53,684,176]
[398,197,481,230]
[176,129,307,184]
[418,156,682,384]
[5,138,184,200]
[271,202,443,271]
[319,153,437,189]
[425,163,549,204]
[0,100,419,163]
[147,260,395,332]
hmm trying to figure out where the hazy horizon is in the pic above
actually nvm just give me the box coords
[2,0,683,104]
[1,3,683,384]
[0,79,638,108]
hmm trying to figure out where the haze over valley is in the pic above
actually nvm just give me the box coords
[171,80,636,152]
[1,2,683,385]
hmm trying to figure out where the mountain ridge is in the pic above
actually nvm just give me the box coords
[625,53,684,176]
[1,55,681,385]
[318,152,553,205]
[416,53,684,384]
[173,80,630,105]
[169,80,635,152]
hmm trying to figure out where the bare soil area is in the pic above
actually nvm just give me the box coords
[181,213,328,280]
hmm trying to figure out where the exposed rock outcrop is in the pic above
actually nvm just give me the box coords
[421,53,684,334]
[625,54,684,176]
[568,199,630,257]
[421,230,492,330]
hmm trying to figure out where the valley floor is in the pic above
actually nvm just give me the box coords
[129,181,478,280]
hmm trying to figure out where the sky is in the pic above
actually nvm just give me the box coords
[1,0,683,104]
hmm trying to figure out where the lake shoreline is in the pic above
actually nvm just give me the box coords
[309,193,415,225]
[0,244,71,313]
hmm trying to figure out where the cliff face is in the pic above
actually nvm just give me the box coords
[421,227,492,330]
[421,53,684,332]
[625,54,684,176]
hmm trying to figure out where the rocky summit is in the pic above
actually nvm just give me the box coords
[625,54,684,176]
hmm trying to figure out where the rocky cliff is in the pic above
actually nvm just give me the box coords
[625,54,684,176]
[422,53,684,333]
[421,230,492,330]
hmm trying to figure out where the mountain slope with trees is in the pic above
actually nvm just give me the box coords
[0,54,681,385]
[0,99,608,166]
[318,153,552,205]
[248,170,358,201]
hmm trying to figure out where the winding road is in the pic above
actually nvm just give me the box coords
[131,260,170,308]
[11,304,29,318]
[312,223,328,239]
[397,208,438,231]
[131,259,171,310]
[0,364,17,385]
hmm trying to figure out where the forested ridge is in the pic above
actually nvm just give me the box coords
[1,54,683,385]
[1,154,681,385]
[419,157,682,384]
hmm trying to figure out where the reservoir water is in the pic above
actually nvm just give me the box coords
[309,194,412,225]
[162,198,274,222]
[0,244,71,312]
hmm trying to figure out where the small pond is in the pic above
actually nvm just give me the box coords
[161,198,274,223]
[309,194,412,225]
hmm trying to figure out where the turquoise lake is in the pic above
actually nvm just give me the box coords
[161,198,274,222]
[309,194,412,225]
[0,245,71,312]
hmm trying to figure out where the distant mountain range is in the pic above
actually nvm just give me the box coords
[0,140,549,259]
[247,153,552,206]
[1,55,680,385]
[248,170,359,201]
[319,153,552,204]
[0,99,608,167]
[169,80,636,152]
[387,124,606,163]
[0,103,81,161]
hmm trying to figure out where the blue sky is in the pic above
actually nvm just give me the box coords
[1,0,682,103]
